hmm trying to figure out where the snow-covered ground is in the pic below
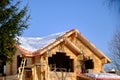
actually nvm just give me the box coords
[85,73,120,78]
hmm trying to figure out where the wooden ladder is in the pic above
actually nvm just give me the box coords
[18,58,26,80]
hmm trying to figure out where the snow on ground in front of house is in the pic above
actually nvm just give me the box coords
[18,32,65,52]
[85,73,120,78]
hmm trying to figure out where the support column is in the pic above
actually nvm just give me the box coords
[32,66,36,80]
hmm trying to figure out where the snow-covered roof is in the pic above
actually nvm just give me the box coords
[85,73,120,78]
[16,29,111,63]
[18,32,65,52]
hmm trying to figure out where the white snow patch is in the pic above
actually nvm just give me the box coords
[18,32,65,52]
[85,73,120,78]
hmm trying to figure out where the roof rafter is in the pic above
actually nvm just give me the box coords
[64,38,81,55]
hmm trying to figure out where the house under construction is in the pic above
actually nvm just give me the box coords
[0,29,111,80]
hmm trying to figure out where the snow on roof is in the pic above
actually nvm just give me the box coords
[85,73,120,78]
[18,32,65,52]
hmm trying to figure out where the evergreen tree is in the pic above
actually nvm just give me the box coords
[0,0,30,64]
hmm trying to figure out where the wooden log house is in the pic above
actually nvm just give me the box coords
[0,29,111,80]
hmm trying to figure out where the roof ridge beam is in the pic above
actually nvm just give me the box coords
[64,38,81,55]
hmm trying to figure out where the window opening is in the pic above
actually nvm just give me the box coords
[81,59,94,73]
[0,62,6,76]
[17,55,22,69]
[48,52,74,72]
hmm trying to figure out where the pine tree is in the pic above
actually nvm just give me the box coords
[0,0,30,64]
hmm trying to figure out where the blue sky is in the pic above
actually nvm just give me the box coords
[21,0,119,57]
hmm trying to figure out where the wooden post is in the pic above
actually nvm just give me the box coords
[34,66,36,80]
[2,77,6,80]
[32,67,35,80]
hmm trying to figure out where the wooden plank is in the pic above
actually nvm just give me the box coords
[65,38,81,55]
